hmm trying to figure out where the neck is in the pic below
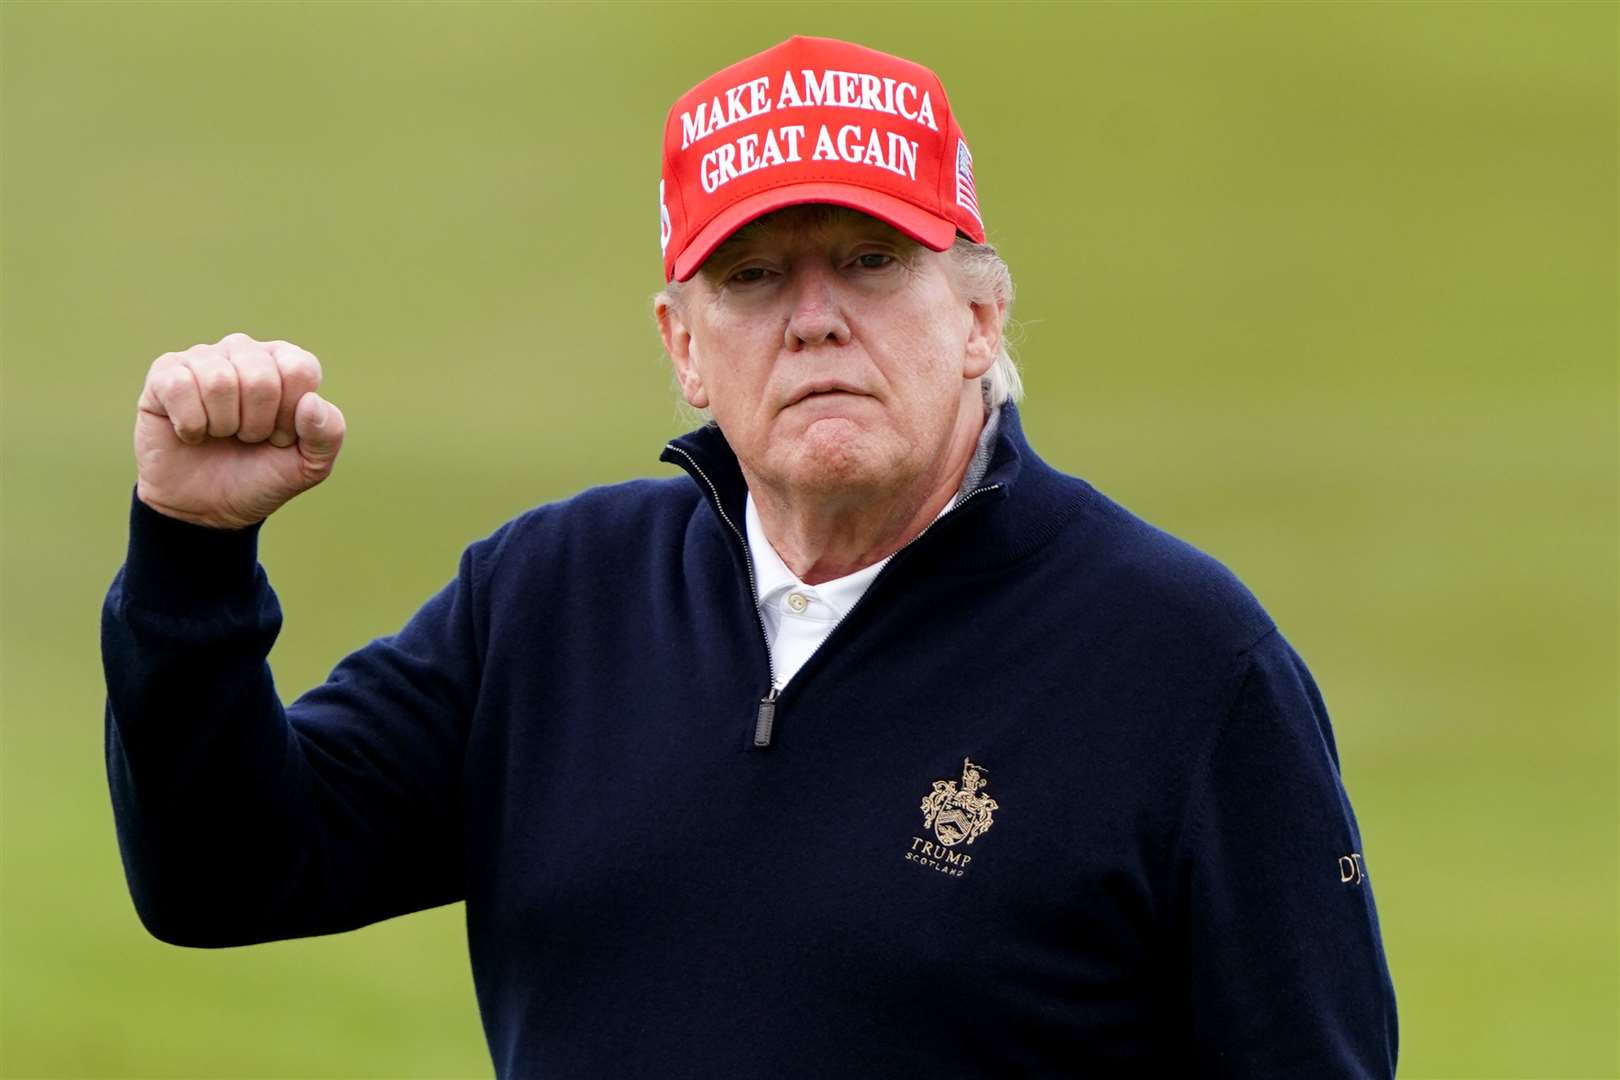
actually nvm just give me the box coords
[743,398,987,585]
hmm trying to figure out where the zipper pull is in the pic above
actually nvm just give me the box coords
[753,686,780,748]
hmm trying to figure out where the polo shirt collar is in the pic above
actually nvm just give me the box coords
[661,399,1092,576]
[743,493,888,621]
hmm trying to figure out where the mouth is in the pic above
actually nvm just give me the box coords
[785,381,870,408]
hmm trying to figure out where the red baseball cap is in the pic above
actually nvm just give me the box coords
[659,35,986,282]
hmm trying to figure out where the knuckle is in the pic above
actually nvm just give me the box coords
[239,369,279,400]
[160,368,190,397]
[234,345,274,371]
[202,367,237,396]
[281,354,321,385]
[218,331,254,346]
[182,344,219,366]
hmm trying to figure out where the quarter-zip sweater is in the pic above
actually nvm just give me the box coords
[101,403,1398,1077]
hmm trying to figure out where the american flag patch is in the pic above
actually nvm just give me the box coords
[955,138,983,226]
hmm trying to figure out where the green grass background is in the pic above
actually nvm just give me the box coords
[2,1,1614,1076]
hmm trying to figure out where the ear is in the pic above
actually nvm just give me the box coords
[962,296,1006,381]
[654,291,709,409]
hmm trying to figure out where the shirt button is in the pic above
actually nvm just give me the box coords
[786,592,809,614]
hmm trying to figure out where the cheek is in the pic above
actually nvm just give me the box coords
[867,283,972,373]
[885,311,971,387]
[689,321,784,433]
[694,317,773,385]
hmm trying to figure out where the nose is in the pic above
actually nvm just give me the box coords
[783,264,852,351]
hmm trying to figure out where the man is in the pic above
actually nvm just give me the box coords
[102,35,1398,1077]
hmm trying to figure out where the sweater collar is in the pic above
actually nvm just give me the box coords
[659,400,1086,572]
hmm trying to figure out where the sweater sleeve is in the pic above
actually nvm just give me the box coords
[101,488,484,948]
[1179,628,1399,1077]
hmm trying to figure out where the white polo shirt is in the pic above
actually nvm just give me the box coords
[744,491,952,692]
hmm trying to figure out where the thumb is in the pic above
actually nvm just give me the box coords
[293,391,346,466]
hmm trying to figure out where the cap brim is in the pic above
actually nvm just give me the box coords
[671,182,960,282]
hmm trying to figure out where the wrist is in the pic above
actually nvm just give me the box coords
[122,485,267,612]
[135,484,265,531]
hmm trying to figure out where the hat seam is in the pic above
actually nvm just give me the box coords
[664,117,690,281]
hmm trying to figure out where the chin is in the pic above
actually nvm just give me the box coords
[780,422,896,495]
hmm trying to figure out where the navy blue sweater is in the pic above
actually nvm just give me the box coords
[102,403,1397,1077]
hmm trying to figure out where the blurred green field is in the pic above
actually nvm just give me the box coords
[1,1,1614,1076]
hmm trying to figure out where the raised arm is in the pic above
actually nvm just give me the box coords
[102,332,479,946]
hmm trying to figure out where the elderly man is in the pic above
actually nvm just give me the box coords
[102,35,1397,1077]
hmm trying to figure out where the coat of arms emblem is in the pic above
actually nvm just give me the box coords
[920,757,998,847]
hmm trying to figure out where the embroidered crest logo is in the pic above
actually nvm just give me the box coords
[921,757,998,847]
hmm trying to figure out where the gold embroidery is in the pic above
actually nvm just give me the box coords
[920,757,998,847]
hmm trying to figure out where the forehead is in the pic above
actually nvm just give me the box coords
[704,205,916,264]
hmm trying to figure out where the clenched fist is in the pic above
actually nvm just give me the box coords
[134,332,347,529]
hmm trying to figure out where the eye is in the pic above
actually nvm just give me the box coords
[851,252,895,270]
[727,265,774,286]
